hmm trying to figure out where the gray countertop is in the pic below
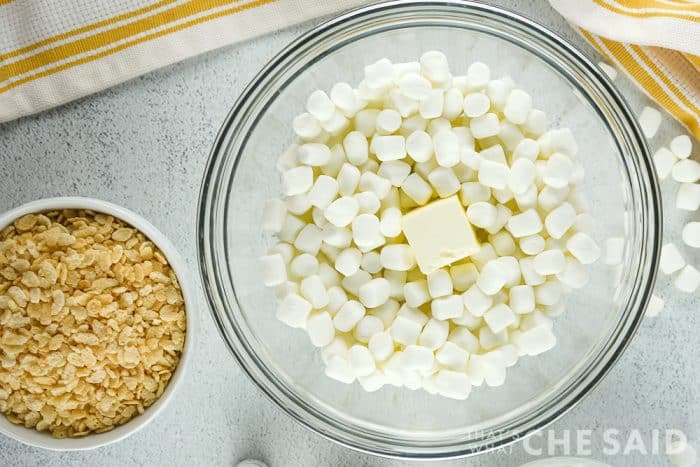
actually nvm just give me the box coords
[0,1,697,466]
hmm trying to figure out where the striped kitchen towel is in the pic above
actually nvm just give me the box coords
[0,0,368,122]
[549,0,700,139]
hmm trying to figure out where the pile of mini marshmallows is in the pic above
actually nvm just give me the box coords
[258,51,600,399]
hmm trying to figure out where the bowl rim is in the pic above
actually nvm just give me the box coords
[197,0,661,459]
[0,196,197,451]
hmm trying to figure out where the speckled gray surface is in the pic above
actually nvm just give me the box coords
[0,1,698,466]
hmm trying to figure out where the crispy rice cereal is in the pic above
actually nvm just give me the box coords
[0,210,186,438]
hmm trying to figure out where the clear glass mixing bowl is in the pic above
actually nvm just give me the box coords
[197,0,661,459]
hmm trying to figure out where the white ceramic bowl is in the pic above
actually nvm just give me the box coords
[0,197,197,451]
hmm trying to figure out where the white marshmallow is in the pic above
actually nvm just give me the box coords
[300,275,328,309]
[306,90,335,121]
[324,355,355,384]
[507,209,542,238]
[420,89,445,119]
[353,315,384,343]
[442,88,464,120]
[368,331,394,362]
[359,172,392,200]
[514,325,557,356]
[428,167,461,197]
[420,50,450,83]
[520,234,545,255]
[402,345,435,373]
[283,166,313,196]
[324,196,359,227]
[513,138,539,161]
[347,345,376,377]
[390,315,422,345]
[364,57,393,89]
[401,173,434,205]
[466,201,497,229]
[499,121,525,151]
[535,280,562,306]
[427,269,453,298]
[354,109,380,137]
[538,185,569,212]
[533,249,566,275]
[419,319,449,350]
[645,294,664,317]
[379,244,416,271]
[556,257,589,289]
[490,230,516,256]
[378,207,402,238]
[405,130,434,163]
[361,251,382,274]
[484,303,516,333]
[333,300,366,332]
[359,278,391,308]
[503,89,532,124]
[433,130,460,167]
[372,135,406,161]
[677,183,700,211]
[343,131,369,165]
[682,222,700,248]
[460,182,491,204]
[638,106,661,138]
[378,160,411,187]
[520,257,545,286]
[376,109,402,134]
[298,143,331,167]
[335,247,362,276]
[261,199,287,232]
[478,328,508,351]
[450,263,479,291]
[467,61,490,88]
[460,149,482,171]
[330,82,362,116]
[672,159,700,183]
[285,194,311,216]
[306,312,335,347]
[293,112,322,139]
[463,92,490,117]
[480,144,507,165]
[307,175,339,210]
[543,152,573,188]
[676,267,700,293]
[523,109,547,136]
[461,283,493,317]
[470,113,500,139]
[290,253,318,278]
[351,213,385,252]
[510,285,535,314]
[321,224,352,249]
[485,77,513,111]
[404,280,431,307]
[326,286,348,314]
[294,224,323,255]
[653,147,678,180]
[508,158,536,195]
[660,243,686,274]
[259,254,287,287]
[431,294,464,320]
[545,202,576,239]
[336,163,361,197]
[277,294,312,328]
[398,73,432,100]
[436,342,468,370]
[670,134,692,159]
[476,260,508,295]
[278,214,305,243]
[478,159,510,189]
[434,370,471,400]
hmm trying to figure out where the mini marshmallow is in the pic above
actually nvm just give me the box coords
[353,315,384,343]
[467,61,490,88]
[450,263,479,291]
[459,182,491,205]
[293,112,322,139]
[300,275,329,309]
[534,249,566,275]
[492,186,514,204]
[538,186,569,212]
[485,77,513,110]
[645,295,663,317]
[508,158,536,195]
[428,167,461,197]
[431,294,464,320]
[514,325,556,356]
[433,130,460,167]
[461,283,493,317]
[510,285,535,314]
[364,57,393,89]
[443,88,464,120]
[324,196,359,227]
[361,251,382,274]
[401,345,435,373]
[484,303,516,333]
[671,159,700,183]
[307,175,339,210]
[371,299,400,327]
[674,265,700,293]
[499,121,525,151]
[376,109,402,134]
[523,109,547,136]
[285,194,311,215]
[351,213,385,252]
[498,256,522,287]
[379,207,402,238]
[477,260,508,295]
[478,328,508,352]
[380,244,416,271]
[283,166,313,196]
[480,144,507,165]
[359,172,392,199]
[326,286,348,314]
[682,222,700,248]
[660,243,685,274]
[335,248,362,276]
[545,202,576,239]
[434,370,471,400]
[427,269,453,298]
[419,319,449,350]
[507,209,542,238]
[406,130,434,162]
[390,315,422,345]
[466,201,497,229]
[259,254,287,287]
[520,234,545,255]
[368,331,394,362]
[294,224,323,255]
[404,279,431,307]
[401,173,434,205]
[398,72,432,100]
[290,253,319,278]
[277,294,312,328]
[670,134,692,159]
[463,92,490,118]
[535,280,562,306]
[306,90,335,121]
[347,345,376,377]
[566,232,601,264]
[436,341,468,370]
[333,300,366,332]
[354,109,380,137]
[343,131,369,165]
[503,89,532,124]
[515,187,537,213]
[638,106,661,138]
[341,269,372,296]
[513,138,539,161]
[261,199,287,232]
[653,147,678,180]
[330,82,362,116]
[321,224,352,249]
[307,312,335,347]
[470,113,500,139]
[359,278,391,308]
[478,159,510,189]
[677,183,700,211]
[278,214,305,243]
[298,143,331,167]
[324,355,355,384]
[355,191,380,215]
[420,89,445,119]
[520,257,545,287]
[420,50,450,83]
[556,257,589,289]
[460,149,482,171]
[378,160,411,187]
[543,152,573,188]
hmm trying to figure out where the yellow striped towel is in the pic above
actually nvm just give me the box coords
[0,0,368,122]
[549,0,700,139]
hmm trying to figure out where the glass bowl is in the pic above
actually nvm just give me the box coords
[197,0,660,459]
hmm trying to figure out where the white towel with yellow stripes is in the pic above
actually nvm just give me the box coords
[0,0,367,122]
[549,0,700,139]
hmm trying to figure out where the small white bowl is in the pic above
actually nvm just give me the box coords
[0,197,197,451]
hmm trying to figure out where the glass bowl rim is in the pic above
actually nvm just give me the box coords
[197,0,661,459]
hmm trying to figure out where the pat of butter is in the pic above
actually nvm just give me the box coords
[401,196,480,274]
